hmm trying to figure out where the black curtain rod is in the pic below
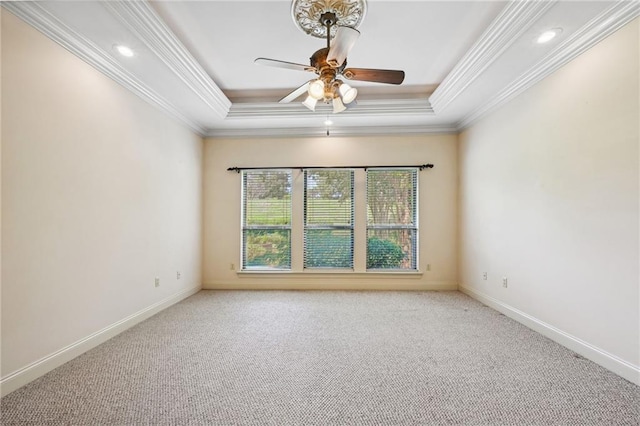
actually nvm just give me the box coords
[227,164,434,173]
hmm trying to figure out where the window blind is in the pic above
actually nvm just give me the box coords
[366,168,418,270]
[304,169,354,269]
[242,170,292,270]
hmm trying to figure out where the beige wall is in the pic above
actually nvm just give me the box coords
[1,11,203,393]
[203,134,458,290]
[459,19,639,383]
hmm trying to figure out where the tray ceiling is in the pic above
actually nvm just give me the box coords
[3,1,638,137]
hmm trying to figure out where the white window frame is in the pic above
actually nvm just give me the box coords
[303,168,355,270]
[241,169,292,271]
[366,168,419,271]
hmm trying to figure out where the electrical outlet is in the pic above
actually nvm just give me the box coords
[155,277,160,287]
[426,264,431,271]
[177,271,181,280]
[483,272,487,280]
[230,263,235,271]
[502,277,508,288]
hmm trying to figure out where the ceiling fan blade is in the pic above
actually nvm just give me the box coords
[279,81,310,103]
[254,58,316,73]
[327,26,360,67]
[342,68,405,85]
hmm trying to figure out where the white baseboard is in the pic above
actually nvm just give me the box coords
[204,280,458,291]
[1,285,201,397]
[459,285,640,385]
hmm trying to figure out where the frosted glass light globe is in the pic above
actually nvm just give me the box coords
[308,79,325,100]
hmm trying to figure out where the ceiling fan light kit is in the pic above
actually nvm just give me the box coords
[255,0,404,115]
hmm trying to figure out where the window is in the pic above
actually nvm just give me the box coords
[239,167,420,273]
[242,170,292,270]
[366,169,418,270]
[304,169,354,269]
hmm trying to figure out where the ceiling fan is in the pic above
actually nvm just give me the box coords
[255,10,405,114]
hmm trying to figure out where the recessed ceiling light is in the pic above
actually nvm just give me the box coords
[114,44,135,57]
[536,28,562,44]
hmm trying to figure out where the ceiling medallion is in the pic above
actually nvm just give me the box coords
[291,0,367,39]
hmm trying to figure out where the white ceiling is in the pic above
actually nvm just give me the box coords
[4,1,638,137]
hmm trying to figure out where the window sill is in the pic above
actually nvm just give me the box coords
[237,270,424,278]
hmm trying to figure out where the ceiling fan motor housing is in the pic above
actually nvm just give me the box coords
[310,48,346,72]
[310,47,347,102]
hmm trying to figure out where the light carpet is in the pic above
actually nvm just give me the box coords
[1,290,638,425]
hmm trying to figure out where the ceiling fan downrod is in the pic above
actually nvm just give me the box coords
[320,12,337,49]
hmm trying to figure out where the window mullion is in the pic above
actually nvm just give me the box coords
[353,168,367,272]
[290,169,304,272]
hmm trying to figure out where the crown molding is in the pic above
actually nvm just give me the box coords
[206,124,457,139]
[457,0,640,130]
[227,98,434,120]
[429,0,555,114]
[2,2,207,136]
[104,1,231,118]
